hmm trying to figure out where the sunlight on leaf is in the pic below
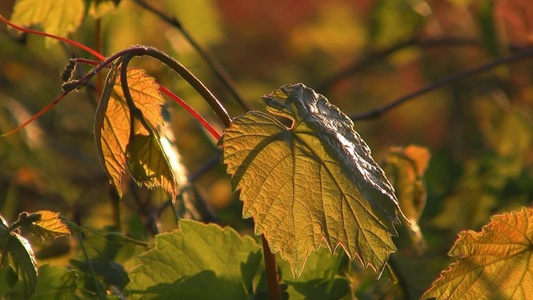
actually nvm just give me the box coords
[384,145,430,254]
[95,68,165,197]
[1,215,38,299]
[127,220,262,300]
[26,210,70,241]
[126,134,177,198]
[423,207,533,300]
[221,83,402,278]
[10,0,84,47]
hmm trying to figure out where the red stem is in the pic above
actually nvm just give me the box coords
[0,15,221,140]
[1,93,67,137]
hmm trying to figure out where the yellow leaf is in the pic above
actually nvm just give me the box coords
[423,207,533,300]
[11,0,84,47]
[94,68,165,197]
[221,83,402,278]
[29,210,70,240]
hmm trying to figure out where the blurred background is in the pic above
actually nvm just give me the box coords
[0,0,532,298]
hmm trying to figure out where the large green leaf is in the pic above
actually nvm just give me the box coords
[221,83,402,277]
[279,246,351,300]
[423,207,533,299]
[10,0,84,47]
[127,220,263,299]
[30,265,79,300]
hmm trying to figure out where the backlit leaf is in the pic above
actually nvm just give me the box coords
[422,207,533,300]
[25,210,70,240]
[383,145,430,254]
[10,0,84,47]
[0,214,38,299]
[4,234,38,299]
[221,83,402,278]
[126,134,178,198]
[127,220,262,299]
[94,68,165,197]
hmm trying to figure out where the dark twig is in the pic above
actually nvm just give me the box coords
[131,0,250,112]
[350,47,533,121]
[318,36,524,93]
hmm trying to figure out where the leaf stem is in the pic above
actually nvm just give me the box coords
[0,14,106,61]
[262,234,281,300]
[118,46,232,127]
[131,0,250,112]
[76,230,105,299]
[350,47,533,120]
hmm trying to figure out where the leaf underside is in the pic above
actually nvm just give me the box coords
[423,207,533,300]
[221,83,401,277]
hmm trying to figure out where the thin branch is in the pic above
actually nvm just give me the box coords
[350,47,533,121]
[318,36,524,93]
[131,0,250,112]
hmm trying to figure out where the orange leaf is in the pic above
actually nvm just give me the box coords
[422,207,533,300]
[94,67,165,197]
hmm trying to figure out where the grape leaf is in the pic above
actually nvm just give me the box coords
[31,265,79,300]
[422,207,533,300]
[10,0,84,47]
[94,68,167,197]
[25,210,70,240]
[278,246,351,300]
[221,83,402,278]
[126,134,177,198]
[127,220,263,299]
[383,145,430,254]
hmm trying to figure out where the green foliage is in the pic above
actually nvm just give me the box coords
[1,1,533,299]
[127,220,263,299]
[278,246,351,300]
[31,265,79,300]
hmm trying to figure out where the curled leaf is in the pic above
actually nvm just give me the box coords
[384,145,430,254]
[94,68,166,197]
[221,83,402,277]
